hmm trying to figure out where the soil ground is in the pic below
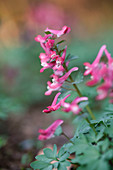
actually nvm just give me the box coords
[0,104,73,170]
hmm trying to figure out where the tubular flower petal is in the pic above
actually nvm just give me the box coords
[38,119,64,140]
[61,96,88,115]
[45,26,71,37]
[84,45,106,76]
[45,67,78,95]
[43,92,70,113]
[43,92,61,113]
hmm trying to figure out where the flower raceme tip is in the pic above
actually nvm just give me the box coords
[45,25,71,37]
[38,119,64,141]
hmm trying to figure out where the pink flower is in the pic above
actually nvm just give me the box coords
[96,81,111,100]
[45,26,71,37]
[43,92,70,113]
[86,63,107,86]
[38,119,64,140]
[52,46,67,76]
[84,45,113,103]
[39,53,55,73]
[35,34,54,54]
[45,39,55,49]
[45,67,78,95]
[61,96,88,114]
[84,45,107,86]
[84,45,106,76]
[49,51,59,61]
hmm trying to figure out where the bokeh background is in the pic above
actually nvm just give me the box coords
[0,0,113,169]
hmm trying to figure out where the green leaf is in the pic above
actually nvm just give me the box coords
[79,101,89,109]
[58,164,67,170]
[62,143,73,153]
[83,159,109,170]
[42,165,53,170]
[35,155,52,163]
[72,71,83,84]
[72,146,100,165]
[53,162,59,168]
[53,144,57,157]
[57,90,71,102]
[65,55,78,62]
[30,161,50,169]
[95,159,109,170]
[45,31,51,35]
[87,129,103,143]
[58,161,71,170]
[57,40,65,45]
[98,138,110,152]
[54,126,62,136]
[59,152,70,162]
[58,147,65,157]
[70,134,89,154]
[102,149,113,160]
[43,148,54,159]
[73,120,90,137]
[105,123,113,138]
[96,131,104,142]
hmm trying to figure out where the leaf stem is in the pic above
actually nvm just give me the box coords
[63,63,96,120]
[62,86,76,91]
[62,132,74,144]
[85,117,97,135]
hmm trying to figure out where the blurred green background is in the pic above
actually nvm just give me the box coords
[0,0,113,169]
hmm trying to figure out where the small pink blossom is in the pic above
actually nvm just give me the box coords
[84,45,106,76]
[43,92,61,113]
[96,81,111,100]
[39,53,55,73]
[86,63,107,86]
[35,34,54,54]
[38,119,64,140]
[61,96,88,114]
[45,39,55,49]
[43,92,70,113]
[45,26,71,37]
[52,46,67,76]
[45,67,78,95]
[84,45,107,86]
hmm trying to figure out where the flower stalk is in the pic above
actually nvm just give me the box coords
[63,63,96,120]
[62,132,74,144]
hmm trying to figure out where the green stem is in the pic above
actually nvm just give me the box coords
[63,63,96,120]
[85,117,97,135]
[62,86,76,91]
[62,132,74,144]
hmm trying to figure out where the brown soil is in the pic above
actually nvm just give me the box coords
[0,104,73,170]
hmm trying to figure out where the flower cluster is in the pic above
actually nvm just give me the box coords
[35,26,88,140]
[84,45,113,103]
[35,26,78,96]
